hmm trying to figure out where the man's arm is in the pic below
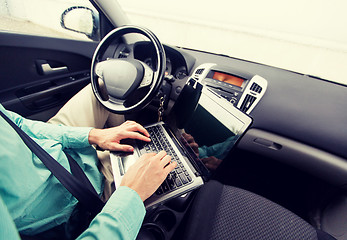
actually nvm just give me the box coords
[0,150,176,240]
[76,187,146,240]
[2,104,150,151]
[77,151,176,239]
[3,106,92,149]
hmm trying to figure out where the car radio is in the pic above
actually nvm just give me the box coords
[189,63,268,114]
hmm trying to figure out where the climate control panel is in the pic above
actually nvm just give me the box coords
[189,63,268,114]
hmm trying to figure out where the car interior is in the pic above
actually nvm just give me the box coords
[0,0,346,239]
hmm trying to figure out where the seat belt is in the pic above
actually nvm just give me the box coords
[0,110,104,216]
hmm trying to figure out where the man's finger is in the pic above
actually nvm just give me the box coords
[190,143,199,149]
[122,131,151,142]
[110,143,134,152]
[154,151,167,161]
[182,133,194,142]
[164,161,177,175]
[125,123,150,138]
[159,155,172,168]
[140,152,156,159]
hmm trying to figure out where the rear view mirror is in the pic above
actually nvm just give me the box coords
[61,6,99,41]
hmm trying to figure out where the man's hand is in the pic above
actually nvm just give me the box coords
[120,151,177,201]
[181,133,199,156]
[201,156,222,171]
[88,120,151,152]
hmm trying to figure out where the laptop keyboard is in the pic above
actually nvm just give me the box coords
[140,125,193,195]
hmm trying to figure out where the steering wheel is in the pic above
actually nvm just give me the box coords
[90,25,166,113]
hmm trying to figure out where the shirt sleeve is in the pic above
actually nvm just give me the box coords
[0,187,145,240]
[198,136,237,160]
[77,186,146,240]
[2,105,92,149]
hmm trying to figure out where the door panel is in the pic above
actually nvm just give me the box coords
[0,32,98,120]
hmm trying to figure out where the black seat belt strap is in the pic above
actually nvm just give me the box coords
[64,151,99,196]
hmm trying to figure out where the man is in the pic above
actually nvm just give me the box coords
[0,84,177,239]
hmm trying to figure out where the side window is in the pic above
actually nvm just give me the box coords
[0,0,100,41]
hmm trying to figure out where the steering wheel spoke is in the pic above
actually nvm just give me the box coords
[138,62,154,88]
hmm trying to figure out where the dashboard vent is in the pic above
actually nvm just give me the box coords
[250,83,262,93]
[192,76,199,81]
[195,68,204,75]
[118,47,130,59]
[240,94,257,112]
[118,52,128,58]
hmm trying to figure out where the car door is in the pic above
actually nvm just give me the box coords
[0,0,112,121]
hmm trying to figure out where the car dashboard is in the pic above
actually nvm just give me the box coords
[113,40,347,189]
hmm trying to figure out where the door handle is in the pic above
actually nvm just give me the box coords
[40,63,68,75]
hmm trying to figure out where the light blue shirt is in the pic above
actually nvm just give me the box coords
[0,105,145,239]
[198,136,237,160]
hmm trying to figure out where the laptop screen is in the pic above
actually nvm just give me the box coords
[168,84,252,174]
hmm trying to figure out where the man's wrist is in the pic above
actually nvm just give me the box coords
[88,128,101,146]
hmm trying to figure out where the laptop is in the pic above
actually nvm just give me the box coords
[110,79,253,208]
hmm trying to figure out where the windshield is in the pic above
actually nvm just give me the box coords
[117,0,347,86]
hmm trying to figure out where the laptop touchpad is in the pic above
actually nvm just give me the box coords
[118,153,137,176]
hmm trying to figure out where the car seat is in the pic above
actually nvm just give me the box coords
[179,180,336,240]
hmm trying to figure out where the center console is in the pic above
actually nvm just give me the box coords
[137,192,196,240]
[190,63,268,114]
